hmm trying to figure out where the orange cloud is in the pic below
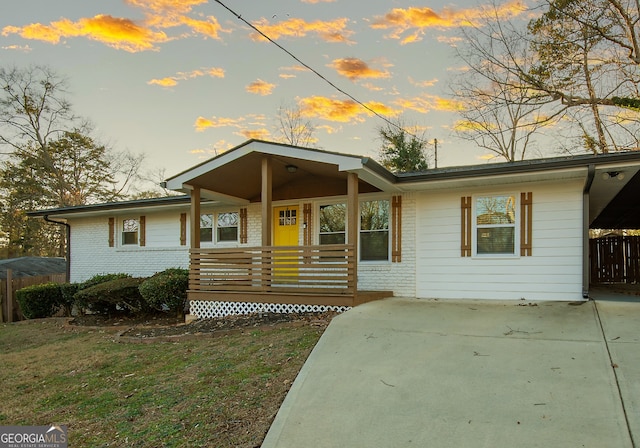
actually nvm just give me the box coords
[328,58,391,80]
[371,0,527,41]
[195,116,247,132]
[298,96,399,123]
[408,76,438,88]
[394,94,464,114]
[238,128,271,140]
[2,14,169,52]
[250,17,354,43]
[148,67,224,87]
[246,79,276,96]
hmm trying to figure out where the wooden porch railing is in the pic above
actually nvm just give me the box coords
[189,244,356,297]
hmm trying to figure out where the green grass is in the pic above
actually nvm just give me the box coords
[0,318,325,447]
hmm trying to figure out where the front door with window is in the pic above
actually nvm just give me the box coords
[273,206,299,280]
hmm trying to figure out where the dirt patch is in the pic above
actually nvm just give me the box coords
[69,311,337,340]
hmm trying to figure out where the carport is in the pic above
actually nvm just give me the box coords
[589,163,640,288]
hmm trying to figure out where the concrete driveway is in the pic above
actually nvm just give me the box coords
[262,291,640,448]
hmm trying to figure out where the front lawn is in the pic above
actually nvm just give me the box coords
[0,316,327,447]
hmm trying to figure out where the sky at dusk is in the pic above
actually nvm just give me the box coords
[0,0,530,177]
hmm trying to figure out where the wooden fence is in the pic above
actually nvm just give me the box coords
[590,236,640,284]
[1,270,67,323]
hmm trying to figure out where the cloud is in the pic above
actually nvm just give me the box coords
[298,96,399,122]
[195,116,246,132]
[246,79,276,95]
[2,14,170,52]
[3,0,229,52]
[301,0,337,3]
[250,17,354,43]
[1,44,32,52]
[238,128,271,140]
[371,0,527,42]
[328,58,391,80]
[394,94,464,114]
[148,67,224,87]
[408,76,438,88]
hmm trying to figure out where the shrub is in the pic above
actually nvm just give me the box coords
[139,268,189,317]
[74,277,147,316]
[73,273,131,314]
[16,283,63,319]
[59,283,79,316]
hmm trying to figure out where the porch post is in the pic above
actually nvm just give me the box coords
[261,157,273,246]
[347,172,358,291]
[190,185,201,249]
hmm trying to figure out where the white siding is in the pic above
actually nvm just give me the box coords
[415,180,584,301]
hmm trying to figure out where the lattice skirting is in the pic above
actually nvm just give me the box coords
[189,300,351,319]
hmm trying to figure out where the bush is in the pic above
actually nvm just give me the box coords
[73,273,132,314]
[16,283,63,319]
[74,277,147,316]
[139,268,189,317]
[59,283,79,316]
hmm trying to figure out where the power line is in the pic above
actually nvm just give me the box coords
[212,0,429,144]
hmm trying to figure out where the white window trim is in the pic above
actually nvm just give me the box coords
[316,201,347,246]
[121,217,139,247]
[472,193,520,258]
[359,196,391,264]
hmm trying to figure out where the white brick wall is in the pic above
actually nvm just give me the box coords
[68,212,189,282]
[357,193,416,297]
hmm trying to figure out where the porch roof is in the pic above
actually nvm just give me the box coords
[163,140,399,204]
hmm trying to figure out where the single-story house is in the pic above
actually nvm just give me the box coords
[29,140,640,318]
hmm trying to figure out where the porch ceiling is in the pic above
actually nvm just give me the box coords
[190,153,380,202]
[590,167,640,229]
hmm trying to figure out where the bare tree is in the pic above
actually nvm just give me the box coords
[273,102,318,147]
[453,0,640,156]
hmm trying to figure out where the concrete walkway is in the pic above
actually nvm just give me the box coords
[263,292,640,448]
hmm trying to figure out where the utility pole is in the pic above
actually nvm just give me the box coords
[434,138,438,169]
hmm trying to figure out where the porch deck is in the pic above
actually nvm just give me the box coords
[188,245,392,307]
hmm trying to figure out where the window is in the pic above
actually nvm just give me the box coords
[200,212,239,243]
[122,218,139,245]
[319,203,346,245]
[475,195,516,255]
[217,212,239,242]
[200,214,214,243]
[360,200,389,261]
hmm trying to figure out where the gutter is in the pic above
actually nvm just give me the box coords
[43,215,71,283]
[582,164,596,298]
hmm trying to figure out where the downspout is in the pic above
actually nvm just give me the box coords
[582,164,596,298]
[43,215,71,283]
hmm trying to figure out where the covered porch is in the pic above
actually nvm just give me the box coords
[164,140,397,309]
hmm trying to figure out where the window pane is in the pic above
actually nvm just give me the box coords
[320,233,346,245]
[477,227,515,254]
[360,231,389,261]
[320,204,345,233]
[217,212,238,227]
[200,214,213,228]
[476,196,515,225]
[217,227,238,242]
[200,227,213,242]
[122,231,138,245]
[123,219,138,232]
[361,200,389,231]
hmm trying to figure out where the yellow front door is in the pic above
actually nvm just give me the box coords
[273,206,299,280]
